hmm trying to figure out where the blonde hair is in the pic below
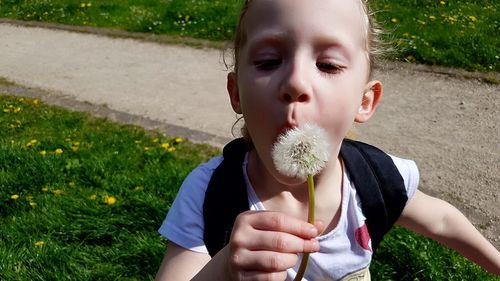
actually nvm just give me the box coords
[226,0,385,76]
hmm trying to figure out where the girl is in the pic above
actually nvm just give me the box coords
[155,0,500,280]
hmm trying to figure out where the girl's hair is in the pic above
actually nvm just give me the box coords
[226,0,385,76]
[226,0,385,141]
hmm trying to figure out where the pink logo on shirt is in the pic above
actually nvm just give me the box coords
[355,224,372,252]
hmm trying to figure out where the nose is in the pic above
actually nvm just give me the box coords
[280,57,312,103]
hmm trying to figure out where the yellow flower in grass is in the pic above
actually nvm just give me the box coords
[104,195,117,205]
[52,189,63,196]
[468,16,477,22]
[440,1,446,5]
[161,143,170,150]
[29,201,38,208]
[89,194,97,200]
[33,99,40,106]
[42,186,49,192]
[26,139,38,148]
[174,137,184,144]
[34,241,45,247]
[10,194,19,200]
[40,150,47,156]
[55,148,63,155]
[391,18,398,23]
[167,147,176,153]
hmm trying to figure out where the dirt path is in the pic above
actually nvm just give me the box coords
[0,21,498,248]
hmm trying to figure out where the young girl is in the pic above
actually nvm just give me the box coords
[155,0,500,280]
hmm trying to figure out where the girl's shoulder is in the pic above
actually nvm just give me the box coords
[184,156,224,187]
[388,154,420,200]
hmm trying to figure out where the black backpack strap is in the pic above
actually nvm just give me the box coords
[340,139,408,252]
[203,138,250,257]
[203,138,408,256]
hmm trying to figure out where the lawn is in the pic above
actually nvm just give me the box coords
[0,0,498,71]
[1,94,499,280]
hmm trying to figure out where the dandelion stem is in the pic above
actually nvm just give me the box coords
[294,174,315,281]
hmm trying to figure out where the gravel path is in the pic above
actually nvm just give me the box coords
[0,21,498,248]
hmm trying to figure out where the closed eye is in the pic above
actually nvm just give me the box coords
[254,59,282,71]
[316,62,345,74]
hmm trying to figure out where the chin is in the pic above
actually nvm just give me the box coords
[273,171,308,186]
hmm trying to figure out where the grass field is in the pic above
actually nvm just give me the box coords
[1,94,499,280]
[0,0,498,71]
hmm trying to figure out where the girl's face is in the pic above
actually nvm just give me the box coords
[228,0,381,182]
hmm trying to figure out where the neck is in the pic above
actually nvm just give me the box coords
[247,149,343,208]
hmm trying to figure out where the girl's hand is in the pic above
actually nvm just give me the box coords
[224,210,324,281]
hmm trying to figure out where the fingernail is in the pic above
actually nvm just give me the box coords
[309,227,318,237]
[312,240,320,251]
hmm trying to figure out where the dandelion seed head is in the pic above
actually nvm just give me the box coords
[272,124,331,179]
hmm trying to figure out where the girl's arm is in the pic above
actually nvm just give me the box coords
[155,241,211,281]
[156,211,322,281]
[397,190,500,275]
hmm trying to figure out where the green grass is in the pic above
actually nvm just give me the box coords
[1,94,499,280]
[0,94,219,280]
[0,0,498,71]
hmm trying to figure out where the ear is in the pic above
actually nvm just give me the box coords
[354,80,383,123]
[227,72,242,114]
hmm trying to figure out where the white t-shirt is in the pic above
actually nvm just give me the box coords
[159,153,419,280]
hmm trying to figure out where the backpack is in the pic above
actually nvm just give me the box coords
[203,138,407,257]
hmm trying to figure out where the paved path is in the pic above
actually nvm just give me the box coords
[0,22,233,146]
[0,22,499,247]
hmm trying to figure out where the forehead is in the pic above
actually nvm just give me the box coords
[242,0,368,49]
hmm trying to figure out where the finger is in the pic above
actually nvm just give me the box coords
[231,250,298,272]
[239,270,288,281]
[245,211,319,239]
[313,220,326,235]
[239,231,320,253]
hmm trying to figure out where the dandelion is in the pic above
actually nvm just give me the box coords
[271,124,330,281]
[29,202,37,208]
[40,150,47,156]
[429,15,436,21]
[10,194,20,200]
[52,189,63,196]
[440,1,446,5]
[161,143,170,149]
[54,148,63,154]
[89,194,97,200]
[272,124,330,179]
[26,139,38,148]
[167,147,176,153]
[391,18,398,23]
[33,99,40,106]
[34,241,45,247]
[174,137,184,144]
[104,195,117,205]
[468,16,477,22]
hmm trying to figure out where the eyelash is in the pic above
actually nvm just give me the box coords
[253,59,345,75]
[254,59,282,71]
[316,62,345,75]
